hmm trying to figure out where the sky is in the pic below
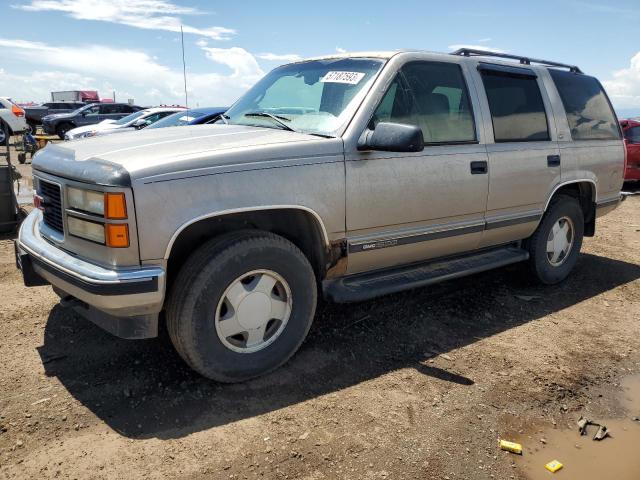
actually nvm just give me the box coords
[1,0,639,116]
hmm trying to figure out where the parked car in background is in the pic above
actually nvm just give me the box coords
[65,107,185,140]
[24,102,86,132]
[17,49,625,382]
[42,102,143,139]
[146,106,228,130]
[0,97,28,146]
[622,119,640,181]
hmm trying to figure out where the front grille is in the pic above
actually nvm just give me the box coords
[38,179,64,233]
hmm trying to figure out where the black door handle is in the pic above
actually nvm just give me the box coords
[547,154,561,167]
[470,161,488,174]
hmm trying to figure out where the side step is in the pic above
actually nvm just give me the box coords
[323,246,529,303]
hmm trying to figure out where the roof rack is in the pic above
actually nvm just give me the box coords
[451,48,582,74]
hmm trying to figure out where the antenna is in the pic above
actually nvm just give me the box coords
[180,25,189,111]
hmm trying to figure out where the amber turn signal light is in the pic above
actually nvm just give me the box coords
[105,192,127,219]
[105,224,129,248]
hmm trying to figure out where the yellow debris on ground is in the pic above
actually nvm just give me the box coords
[544,460,563,473]
[499,440,522,455]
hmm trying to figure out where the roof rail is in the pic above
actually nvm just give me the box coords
[451,48,582,74]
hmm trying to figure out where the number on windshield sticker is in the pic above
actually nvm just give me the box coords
[321,71,366,85]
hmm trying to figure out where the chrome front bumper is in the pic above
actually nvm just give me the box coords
[16,210,165,338]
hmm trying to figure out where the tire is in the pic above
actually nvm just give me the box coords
[56,122,73,139]
[526,194,584,284]
[0,122,8,146]
[166,231,317,382]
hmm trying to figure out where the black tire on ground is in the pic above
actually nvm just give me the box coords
[526,194,584,285]
[166,230,317,382]
[56,122,73,139]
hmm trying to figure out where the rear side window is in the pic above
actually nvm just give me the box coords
[626,126,640,144]
[480,68,550,142]
[549,70,620,141]
[372,61,477,144]
[100,104,119,114]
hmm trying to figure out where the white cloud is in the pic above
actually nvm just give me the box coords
[0,37,264,106]
[603,51,640,108]
[203,47,264,78]
[256,53,302,62]
[477,38,492,43]
[335,47,347,54]
[195,38,208,48]
[0,69,97,102]
[448,44,507,53]
[14,0,235,40]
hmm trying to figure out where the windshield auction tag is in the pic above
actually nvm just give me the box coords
[321,71,366,85]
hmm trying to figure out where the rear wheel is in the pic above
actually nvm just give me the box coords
[526,195,584,284]
[166,231,317,382]
[56,122,73,139]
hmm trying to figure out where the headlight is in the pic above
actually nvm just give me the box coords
[67,216,105,244]
[67,187,104,215]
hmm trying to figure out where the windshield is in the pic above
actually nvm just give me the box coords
[147,110,207,129]
[115,110,147,126]
[222,58,385,136]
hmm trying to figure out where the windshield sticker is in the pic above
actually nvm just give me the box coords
[321,71,366,85]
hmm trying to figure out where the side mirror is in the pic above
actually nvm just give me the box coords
[357,122,424,153]
[133,119,150,129]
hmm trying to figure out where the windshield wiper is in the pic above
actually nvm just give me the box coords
[244,112,297,132]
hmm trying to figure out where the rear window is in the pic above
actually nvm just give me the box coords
[549,70,620,141]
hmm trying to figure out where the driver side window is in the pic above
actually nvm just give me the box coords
[85,105,100,115]
[372,61,477,144]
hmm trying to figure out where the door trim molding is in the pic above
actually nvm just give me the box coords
[348,212,542,254]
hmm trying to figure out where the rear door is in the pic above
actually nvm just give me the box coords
[99,104,122,122]
[471,63,561,248]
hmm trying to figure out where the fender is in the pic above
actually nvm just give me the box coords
[163,205,330,260]
[543,179,597,211]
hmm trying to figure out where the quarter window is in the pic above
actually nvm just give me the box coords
[549,70,620,141]
[480,68,550,142]
[372,61,476,144]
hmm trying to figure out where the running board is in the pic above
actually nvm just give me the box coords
[323,246,529,303]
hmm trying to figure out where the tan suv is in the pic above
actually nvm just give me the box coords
[17,49,625,382]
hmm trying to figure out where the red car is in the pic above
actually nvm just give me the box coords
[622,119,640,181]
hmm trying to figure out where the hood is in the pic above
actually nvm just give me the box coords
[32,124,342,186]
[43,112,73,121]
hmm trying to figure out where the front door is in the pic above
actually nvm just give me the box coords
[345,60,489,274]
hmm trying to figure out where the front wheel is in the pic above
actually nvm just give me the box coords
[166,231,317,382]
[56,122,73,139]
[526,195,584,284]
[0,122,8,146]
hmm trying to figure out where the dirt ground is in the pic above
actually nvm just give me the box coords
[1,158,639,479]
